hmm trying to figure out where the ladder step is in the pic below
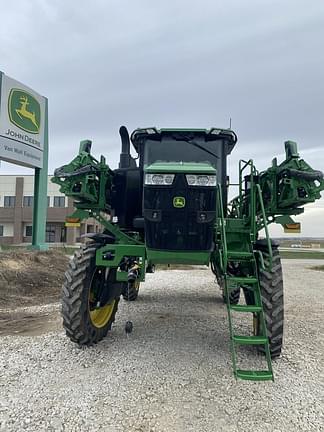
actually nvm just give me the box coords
[226,276,258,285]
[227,251,254,260]
[230,305,262,313]
[236,370,273,381]
[225,218,250,233]
[233,335,268,345]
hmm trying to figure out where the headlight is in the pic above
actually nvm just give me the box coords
[185,174,216,187]
[145,173,175,185]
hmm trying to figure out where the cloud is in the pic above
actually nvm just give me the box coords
[269,204,324,237]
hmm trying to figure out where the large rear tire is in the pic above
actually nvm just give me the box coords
[62,245,120,345]
[255,243,284,358]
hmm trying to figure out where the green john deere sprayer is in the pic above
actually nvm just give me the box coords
[52,126,324,381]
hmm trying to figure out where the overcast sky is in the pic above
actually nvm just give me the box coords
[0,0,323,236]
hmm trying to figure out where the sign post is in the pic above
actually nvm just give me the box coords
[31,99,48,249]
[0,71,49,250]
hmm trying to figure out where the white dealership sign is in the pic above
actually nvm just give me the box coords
[0,72,46,168]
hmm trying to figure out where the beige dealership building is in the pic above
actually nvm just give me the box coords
[0,175,99,245]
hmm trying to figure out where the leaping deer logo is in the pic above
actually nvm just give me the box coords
[173,196,186,208]
[15,95,39,129]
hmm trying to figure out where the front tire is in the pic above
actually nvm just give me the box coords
[217,273,240,305]
[62,245,120,345]
[122,280,140,301]
[222,286,240,305]
[255,243,284,358]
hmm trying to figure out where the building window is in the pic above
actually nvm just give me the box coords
[46,224,56,243]
[25,225,33,237]
[60,226,66,243]
[53,196,65,207]
[23,196,34,207]
[0,226,3,236]
[47,196,50,207]
[4,196,15,207]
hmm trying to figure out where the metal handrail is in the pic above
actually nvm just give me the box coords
[256,184,273,270]
[238,160,272,270]
[216,184,228,271]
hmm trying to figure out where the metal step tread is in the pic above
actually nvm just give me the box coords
[225,219,251,233]
[226,276,258,285]
[236,369,273,381]
[230,305,262,313]
[227,251,254,260]
[233,335,268,345]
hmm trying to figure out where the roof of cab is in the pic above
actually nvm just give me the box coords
[130,127,237,155]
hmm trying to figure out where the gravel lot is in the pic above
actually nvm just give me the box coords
[0,259,323,432]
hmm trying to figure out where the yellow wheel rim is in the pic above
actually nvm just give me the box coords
[89,300,115,328]
[88,267,116,329]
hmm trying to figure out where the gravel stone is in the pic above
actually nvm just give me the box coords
[0,259,323,432]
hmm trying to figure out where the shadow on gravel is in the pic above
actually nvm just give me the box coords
[135,291,224,305]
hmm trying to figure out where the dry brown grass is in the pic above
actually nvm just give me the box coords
[310,265,324,272]
[0,250,69,307]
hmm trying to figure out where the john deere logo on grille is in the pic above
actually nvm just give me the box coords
[173,196,186,208]
[8,89,41,134]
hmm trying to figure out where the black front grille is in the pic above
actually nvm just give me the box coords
[144,174,216,251]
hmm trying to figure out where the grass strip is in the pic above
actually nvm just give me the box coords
[279,251,324,259]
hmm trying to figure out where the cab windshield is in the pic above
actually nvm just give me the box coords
[144,137,222,168]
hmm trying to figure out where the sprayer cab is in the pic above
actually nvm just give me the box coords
[112,127,237,235]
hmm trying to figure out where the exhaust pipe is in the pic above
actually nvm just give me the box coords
[119,125,131,168]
